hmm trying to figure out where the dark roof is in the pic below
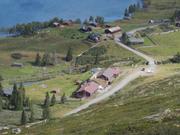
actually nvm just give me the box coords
[98,68,120,82]
[3,88,13,96]
[128,37,144,43]
[11,62,24,67]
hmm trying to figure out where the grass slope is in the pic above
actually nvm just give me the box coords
[21,65,180,135]
[135,31,180,60]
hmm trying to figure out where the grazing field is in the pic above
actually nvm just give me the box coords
[0,25,91,54]
[135,31,180,60]
[21,65,180,135]
[77,40,144,67]
[26,72,91,103]
[0,24,146,124]
[0,25,92,84]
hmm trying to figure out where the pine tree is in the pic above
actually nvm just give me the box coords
[89,16,94,22]
[24,97,30,108]
[19,82,25,103]
[0,95,3,111]
[0,82,3,96]
[16,91,23,110]
[124,8,129,17]
[29,103,35,122]
[61,93,66,104]
[51,52,57,66]
[94,54,99,65]
[83,19,88,25]
[43,92,50,107]
[137,2,141,9]
[50,94,56,106]
[42,106,50,120]
[11,83,18,107]
[21,110,27,125]
[66,47,73,62]
[171,52,180,63]
[121,32,129,45]
[34,52,41,66]
[41,53,50,66]
[3,98,9,109]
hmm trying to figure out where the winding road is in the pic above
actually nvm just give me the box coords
[65,26,157,117]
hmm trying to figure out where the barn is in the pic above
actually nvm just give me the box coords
[105,26,121,34]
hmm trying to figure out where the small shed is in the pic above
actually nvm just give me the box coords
[53,22,60,27]
[105,26,121,34]
[11,62,24,67]
[3,88,13,97]
[79,26,92,32]
[128,37,144,45]
[87,33,101,43]
[175,19,180,27]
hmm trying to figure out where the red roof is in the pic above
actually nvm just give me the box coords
[98,68,120,81]
[78,81,99,94]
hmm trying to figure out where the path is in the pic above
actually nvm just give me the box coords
[65,26,157,117]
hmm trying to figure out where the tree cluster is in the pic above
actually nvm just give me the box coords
[0,82,8,111]
[42,92,52,120]
[20,104,35,125]
[124,3,141,17]
[84,16,105,26]
[76,46,107,66]
[10,83,29,110]
[95,16,105,25]
[121,32,129,45]
[170,52,180,63]
[42,92,67,120]
[9,17,64,36]
[34,52,57,66]
[65,47,73,62]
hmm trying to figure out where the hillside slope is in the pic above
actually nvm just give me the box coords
[22,65,180,135]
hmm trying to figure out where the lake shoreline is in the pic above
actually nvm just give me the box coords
[0,0,140,27]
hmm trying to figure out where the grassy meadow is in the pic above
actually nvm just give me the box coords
[134,31,180,60]
[20,64,180,135]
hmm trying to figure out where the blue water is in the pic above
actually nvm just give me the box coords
[0,0,138,27]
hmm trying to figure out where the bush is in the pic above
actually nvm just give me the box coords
[170,52,180,63]
[11,53,23,59]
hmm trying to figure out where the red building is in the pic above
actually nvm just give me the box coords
[75,81,99,98]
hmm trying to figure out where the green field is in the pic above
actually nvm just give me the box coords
[0,26,91,55]
[20,64,180,135]
[1,0,180,132]
[15,0,180,134]
[0,24,145,124]
[135,31,180,60]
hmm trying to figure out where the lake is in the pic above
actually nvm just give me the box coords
[0,0,139,28]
